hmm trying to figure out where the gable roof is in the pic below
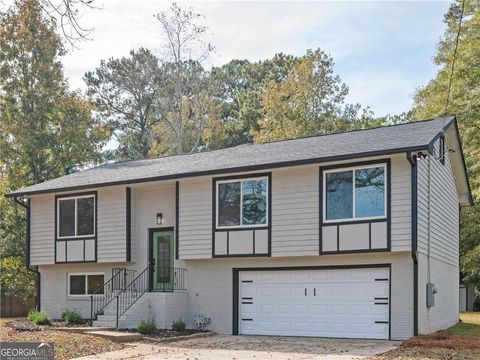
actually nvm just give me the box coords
[5,116,472,205]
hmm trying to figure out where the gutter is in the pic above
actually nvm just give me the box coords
[13,197,41,310]
[406,153,418,336]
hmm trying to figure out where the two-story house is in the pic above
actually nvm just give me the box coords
[6,116,472,340]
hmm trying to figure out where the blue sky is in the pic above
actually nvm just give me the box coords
[61,1,451,117]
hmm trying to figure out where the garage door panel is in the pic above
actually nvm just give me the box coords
[238,267,390,339]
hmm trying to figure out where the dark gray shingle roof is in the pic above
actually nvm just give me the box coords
[7,117,454,197]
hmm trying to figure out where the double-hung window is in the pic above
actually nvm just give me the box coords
[216,176,268,228]
[323,164,386,222]
[68,273,104,296]
[57,194,95,239]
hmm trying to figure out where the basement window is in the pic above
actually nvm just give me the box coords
[68,273,104,296]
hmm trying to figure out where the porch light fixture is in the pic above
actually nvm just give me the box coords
[156,213,163,225]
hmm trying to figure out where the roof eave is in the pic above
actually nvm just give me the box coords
[5,144,430,198]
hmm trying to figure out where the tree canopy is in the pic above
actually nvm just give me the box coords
[412,0,480,285]
[0,0,109,293]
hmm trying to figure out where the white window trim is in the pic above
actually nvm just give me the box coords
[67,272,104,297]
[323,163,387,223]
[57,194,95,239]
[216,176,269,229]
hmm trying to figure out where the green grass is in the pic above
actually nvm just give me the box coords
[449,312,480,337]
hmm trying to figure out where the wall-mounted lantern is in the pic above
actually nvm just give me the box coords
[156,213,163,225]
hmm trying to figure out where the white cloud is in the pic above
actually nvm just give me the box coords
[53,1,450,116]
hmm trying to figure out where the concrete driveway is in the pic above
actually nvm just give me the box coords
[75,334,400,360]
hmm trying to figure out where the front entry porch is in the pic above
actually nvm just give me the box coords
[92,291,188,329]
[90,227,186,328]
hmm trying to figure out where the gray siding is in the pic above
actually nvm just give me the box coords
[178,177,212,259]
[417,140,459,266]
[134,182,176,270]
[271,166,319,257]
[177,155,412,259]
[390,156,412,251]
[30,195,55,265]
[97,186,127,263]
[130,188,137,262]
[416,138,460,333]
[30,187,129,265]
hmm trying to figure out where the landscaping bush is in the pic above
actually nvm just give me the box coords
[172,319,186,332]
[61,309,83,324]
[27,310,52,325]
[137,319,157,334]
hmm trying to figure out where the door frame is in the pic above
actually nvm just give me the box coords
[232,263,392,339]
[148,227,175,291]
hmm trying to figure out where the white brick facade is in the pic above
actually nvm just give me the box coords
[179,252,414,340]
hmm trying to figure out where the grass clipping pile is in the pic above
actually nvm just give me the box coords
[0,319,124,360]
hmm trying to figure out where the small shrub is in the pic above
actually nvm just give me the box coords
[137,319,157,334]
[172,319,186,332]
[62,309,83,324]
[27,310,52,325]
[193,313,211,330]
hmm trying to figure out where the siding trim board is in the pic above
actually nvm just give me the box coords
[212,172,272,258]
[54,191,98,264]
[319,159,392,255]
[232,263,392,339]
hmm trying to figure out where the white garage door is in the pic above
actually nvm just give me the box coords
[238,267,390,339]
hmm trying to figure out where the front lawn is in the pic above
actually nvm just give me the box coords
[0,318,124,360]
[449,312,480,337]
[374,312,480,360]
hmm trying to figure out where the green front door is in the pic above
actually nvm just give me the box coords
[150,229,174,291]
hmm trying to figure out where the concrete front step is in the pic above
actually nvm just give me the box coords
[92,320,117,327]
[93,297,149,328]
[96,314,117,322]
[100,299,148,316]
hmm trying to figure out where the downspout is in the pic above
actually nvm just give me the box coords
[13,197,41,310]
[407,153,418,336]
[427,155,432,287]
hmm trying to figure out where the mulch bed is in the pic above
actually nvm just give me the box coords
[6,318,90,331]
[374,330,480,360]
[0,319,124,360]
[374,347,480,360]
[52,319,91,327]
[401,330,480,350]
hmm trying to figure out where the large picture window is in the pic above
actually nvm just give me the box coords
[324,164,386,222]
[57,194,95,238]
[217,177,268,228]
[68,273,104,296]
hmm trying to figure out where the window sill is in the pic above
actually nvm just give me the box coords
[56,236,95,241]
[322,218,387,226]
[215,225,269,231]
[67,296,93,300]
